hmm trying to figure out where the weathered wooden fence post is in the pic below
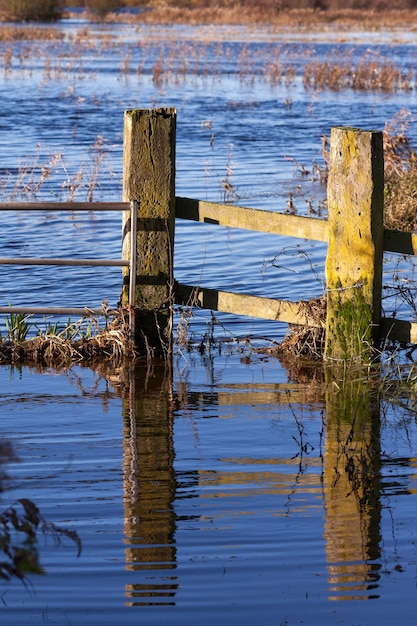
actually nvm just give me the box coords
[121,108,176,358]
[324,127,384,361]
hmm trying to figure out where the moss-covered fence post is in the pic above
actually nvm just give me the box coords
[324,127,384,362]
[121,108,176,358]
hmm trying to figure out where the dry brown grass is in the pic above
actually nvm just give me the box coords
[0,137,111,202]
[0,20,414,98]
[269,296,326,360]
[383,110,417,232]
[0,0,416,29]
[304,53,414,92]
[0,26,64,41]
[0,310,139,367]
[0,0,64,22]
[87,6,417,29]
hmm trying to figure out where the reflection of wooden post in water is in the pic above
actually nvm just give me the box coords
[122,364,177,606]
[324,367,382,600]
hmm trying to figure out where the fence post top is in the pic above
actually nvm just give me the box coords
[124,107,176,119]
[331,126,382,135]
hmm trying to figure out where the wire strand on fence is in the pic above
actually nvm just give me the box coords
[0,201,134,320]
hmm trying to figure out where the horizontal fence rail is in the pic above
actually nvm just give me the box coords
[175,197,329,242]
[383,229,417,256]
[174,283,319,326]
[175,198,417,345]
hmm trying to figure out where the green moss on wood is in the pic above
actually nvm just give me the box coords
[327,282,374,361]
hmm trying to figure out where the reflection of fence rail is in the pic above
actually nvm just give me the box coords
[1,108,417,359]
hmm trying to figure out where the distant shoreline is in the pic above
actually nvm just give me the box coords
[62,7,417,30]
[1,7,417,30]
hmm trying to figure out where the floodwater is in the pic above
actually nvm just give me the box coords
[2,359,417,625]
[1,13,417,625]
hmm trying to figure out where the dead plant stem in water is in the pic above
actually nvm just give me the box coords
[1,137,111,203]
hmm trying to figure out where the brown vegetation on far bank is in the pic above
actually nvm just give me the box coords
[123,7,417,29]
[1,0,417,28]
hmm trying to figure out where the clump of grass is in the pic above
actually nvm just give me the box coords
[270,296,326,360]
[0,26,65,41]
[5,311,32,342]
[383,109,417,232]
[0,308,138,366]
[0,137,110,202]
[303,52,413,93]
[9,150,63,200]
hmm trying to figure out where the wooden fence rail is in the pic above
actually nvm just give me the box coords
[1,109,417,360]
[174,197,417,349]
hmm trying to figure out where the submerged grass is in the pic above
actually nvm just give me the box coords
[0,136,111,202]
[0,28,416,95]
[303,51,414,93]
[0,26,64,42]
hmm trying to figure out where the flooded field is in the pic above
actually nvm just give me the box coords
[2,359,417,625]
[1,13,417,625]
